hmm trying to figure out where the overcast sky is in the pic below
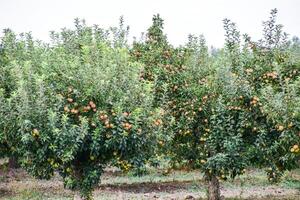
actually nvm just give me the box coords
[0,0,299,47]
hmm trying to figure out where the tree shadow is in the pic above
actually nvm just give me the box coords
[98,179,205,193]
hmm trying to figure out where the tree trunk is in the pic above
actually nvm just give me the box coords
[8,156,18,169]
[73,168,93,200]
[206,173,221,200]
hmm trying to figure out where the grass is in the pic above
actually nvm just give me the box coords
[6,190,44,200]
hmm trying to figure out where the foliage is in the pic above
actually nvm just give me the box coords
[131,10,300,195]
[0,19,160,199]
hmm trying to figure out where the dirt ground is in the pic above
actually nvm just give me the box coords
[0,166,299,200]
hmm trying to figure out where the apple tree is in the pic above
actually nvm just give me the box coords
[7,19,160,199]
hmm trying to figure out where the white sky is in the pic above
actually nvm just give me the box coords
[0,0,299,47]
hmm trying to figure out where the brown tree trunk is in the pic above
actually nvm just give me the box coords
[73,168,93,200]
[206,173,221,200]
[8,156,18,169]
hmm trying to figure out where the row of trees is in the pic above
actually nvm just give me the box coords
[0,9,299,200]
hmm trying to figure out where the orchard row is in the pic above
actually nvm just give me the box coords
[0,9,299,200]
